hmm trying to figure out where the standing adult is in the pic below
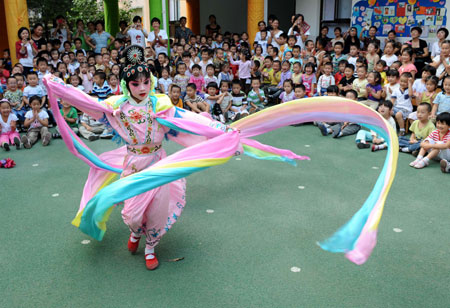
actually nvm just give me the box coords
[205,15,221,36]
[254,21,271,42]
[116,20,129,42]
[408,26,431,76]
[73,19,93,51]
[431,27,449,58]
[51,16,71,52]
[123,16,148,49]
[175,17,194,43]
[288,14,310,50]
[90,21,115,54]
[343,27,361,54]
[316,26,332,51]
[149,18,168,56]
[383,30,401,55]
[268,18,284,49]
[31,23,47,52]
[359,25,381,52]
[15,27,38,74]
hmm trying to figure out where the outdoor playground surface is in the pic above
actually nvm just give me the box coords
[1,125,449,307]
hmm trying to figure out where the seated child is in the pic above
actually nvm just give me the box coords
[4,77,25,129]
[355,100,396,151]
[410,112,450,169]
[247,78,266,113]
[158,67,172,94]
[0,99,21,151]
[204,82,225,123]
[79,112,109,141]
[431,76,450,120]
[279,79,295,103]
[217,81,233,121]
[318,87,361,138]
[391,72,413,136]
[21,95,52,148]
[53,99,79,138]
[408,76,439,121]
[189,64,205,95]
[92,71,112,100]
[169,84,183,108]
[183,83,209,113]
[230,79,249,121]
[399,103,435,153]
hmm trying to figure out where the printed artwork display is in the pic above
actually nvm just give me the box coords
[351,0,447,38]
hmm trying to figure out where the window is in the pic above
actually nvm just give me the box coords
[321,0,351,23]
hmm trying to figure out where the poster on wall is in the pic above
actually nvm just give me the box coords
[351,0,447,38]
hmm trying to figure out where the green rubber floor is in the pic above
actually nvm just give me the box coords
[1,125,449,308]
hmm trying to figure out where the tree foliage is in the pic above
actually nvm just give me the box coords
[27,0,133,28]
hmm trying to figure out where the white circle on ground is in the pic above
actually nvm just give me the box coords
[372,166,379,170]
[52,193,59,197]
[393,228,403,233]
[32,163,39,167]
[304,145,311,148]
[235,158,241,161]
[290,266,301,272]
[206,209,214,214]
[298,186,305,190]
[81,240,91,245]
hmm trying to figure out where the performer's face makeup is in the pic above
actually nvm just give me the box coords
[129,76,151,102]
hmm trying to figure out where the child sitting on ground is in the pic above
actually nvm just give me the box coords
[183,83,209,113]
[410,112,450,169]
[352,65,368,102]
[431,76,450,120]
[4,77,25,129]
[391,72,413,136]
[0,99,21,151]
[92,71,112,100]
[338,64,355,96]
[189,64,205,95]
[279,79,295,103]
[169,84,184,108]
[408,76,439,121]
[247,77,266,112]
[53,99,79,138]
[318,86,361,138]
[158,67,172,94]
[79,111,108,141]
[383,69,400,102]
[216,81,233,121]
[204,82,225,123]
[21,95,51,148]
[355,100,396,151]
[399,103,435,154]
[230,79,248,121]
[317,63,335,96]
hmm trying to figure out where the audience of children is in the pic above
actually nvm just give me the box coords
[2,16,450,176]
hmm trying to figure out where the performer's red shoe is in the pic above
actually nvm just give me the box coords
[127,234,140,254]
[145,253,159,270]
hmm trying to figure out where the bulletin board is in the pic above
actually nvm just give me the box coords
[351,0,447,38]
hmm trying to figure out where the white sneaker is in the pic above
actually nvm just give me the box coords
[409,158,421,167]
[440,159,450,173]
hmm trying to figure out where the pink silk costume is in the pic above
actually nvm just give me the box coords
[44,74,399,265]
[44,74,307,250]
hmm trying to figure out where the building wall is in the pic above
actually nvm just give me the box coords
[199,0,248,35]
[295,0,321,40]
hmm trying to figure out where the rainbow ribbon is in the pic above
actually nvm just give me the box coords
[44,74,397,265]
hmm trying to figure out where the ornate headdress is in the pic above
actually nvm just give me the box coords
[120,45,149,79]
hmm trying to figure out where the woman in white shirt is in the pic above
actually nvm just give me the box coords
[254,21,272,42]
[149,17,168,56]
[431,28,449,58]
[268,18,284,49]
[287,14,310,50]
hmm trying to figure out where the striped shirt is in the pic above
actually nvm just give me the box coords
[247,89,266,107]
[426,129,450,143]
[92,81,112,100]
[231,91,247,107]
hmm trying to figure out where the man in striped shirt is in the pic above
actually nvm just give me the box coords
[410,112,450,169]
